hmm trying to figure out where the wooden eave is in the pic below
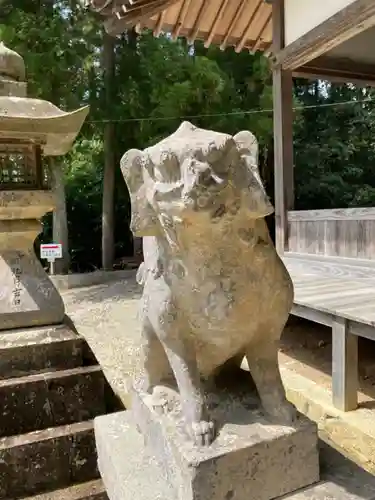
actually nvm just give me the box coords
[272,0,375,71]
[89,0,272,53]
[86,0,375,85]
[294,56,375,87]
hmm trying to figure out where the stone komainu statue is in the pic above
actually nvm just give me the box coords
[121,122,296,446]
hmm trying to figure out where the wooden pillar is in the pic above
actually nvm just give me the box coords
[332,317,358,411]
[272,0,294,254]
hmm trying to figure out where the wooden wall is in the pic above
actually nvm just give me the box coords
[287,208,375,259]
[284,0,356,45]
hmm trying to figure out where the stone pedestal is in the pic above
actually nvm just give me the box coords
[0,191,65,331]
[96,386,320,500]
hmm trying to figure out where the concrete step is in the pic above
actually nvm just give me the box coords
[22,479,108,500]
[0,324,94,379]
[0,366,107,437]
[279,361,375,475]
[0,421,99,499]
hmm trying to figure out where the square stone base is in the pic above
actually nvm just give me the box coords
[96,386,319,500]
[96,412,175,500]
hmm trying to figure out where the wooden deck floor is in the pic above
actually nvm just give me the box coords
[282,252,375,412]
[283,253,375,328]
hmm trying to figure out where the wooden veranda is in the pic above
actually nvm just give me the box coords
[86,0,375,413]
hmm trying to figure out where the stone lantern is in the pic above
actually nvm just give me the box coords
[0,43,89,331]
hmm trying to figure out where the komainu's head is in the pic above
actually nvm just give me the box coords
[121,121,273,237]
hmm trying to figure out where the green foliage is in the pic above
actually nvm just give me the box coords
[293,81,375,209]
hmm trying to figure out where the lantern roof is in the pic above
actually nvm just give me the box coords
[0,42,89,156]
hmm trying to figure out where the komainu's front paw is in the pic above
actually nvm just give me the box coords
[190,420,215,446]
[145,386,171,415]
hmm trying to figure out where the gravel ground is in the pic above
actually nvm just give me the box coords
[62,272,142,406]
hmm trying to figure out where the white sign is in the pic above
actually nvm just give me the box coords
[40,243,62,262]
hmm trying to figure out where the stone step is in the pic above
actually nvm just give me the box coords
[0,324,94,379]
[0,421,99,499]
[0,366,107,437]
[22,479,108,500]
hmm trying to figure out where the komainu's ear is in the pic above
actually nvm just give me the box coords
[120,149,144,195]
[233,131,259,177]
[120,149,159,236]
[233,131,274,219]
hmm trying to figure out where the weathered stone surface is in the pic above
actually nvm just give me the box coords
[0,78,27,97]
[0,190,56,219]
[0,43,89,153]
[0,365,106,436]
[96,411,375,500]
[121,121,297,445]
[0,192,65,331]
[0,421,99,499]
[0,42,26,83]
[130,384,319,500]
[23,479,108,500]
[0,320,117,499]
[0,324,84,378]
[96,412,176,500]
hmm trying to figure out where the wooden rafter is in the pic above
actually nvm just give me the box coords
[154,10,166,37]
[251,12,271,53]
[220,0,247,51]
[104,0,177,35]
[204,0,230,48]
[114,0,176,21]
[171,0,192,40]
[235,0,262,53]
[188,0,211,43]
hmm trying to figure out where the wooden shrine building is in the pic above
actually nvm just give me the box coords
[86,0,375,414]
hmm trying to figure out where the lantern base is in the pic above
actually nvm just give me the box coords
[0,192,65,331]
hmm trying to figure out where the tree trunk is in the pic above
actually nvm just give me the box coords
[51,158,70,274]
[102,32,116,271]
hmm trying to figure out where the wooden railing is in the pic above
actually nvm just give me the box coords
[287,208,375,259]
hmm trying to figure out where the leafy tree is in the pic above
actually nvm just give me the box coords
[294,80,375,209]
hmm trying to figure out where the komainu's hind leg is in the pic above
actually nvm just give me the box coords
[245,328,296,425]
